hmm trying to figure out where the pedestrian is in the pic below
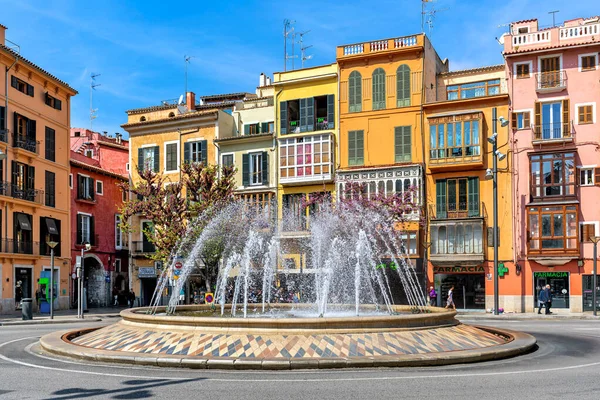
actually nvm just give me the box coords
[128,290,136,308]
[544,284,553,315]
[113,287,119,307]
[429,286,437,307]
[179,288,185,305]
[445,286,455,310]
[537,286,547,314]
[15,281,23,310]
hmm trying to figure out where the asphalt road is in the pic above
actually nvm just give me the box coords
[0,318,599,400]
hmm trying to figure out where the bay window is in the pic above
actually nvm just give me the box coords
[528,205,578,254]
[530,152,575,200]
[429,114,481,160]
[279,134,332,183]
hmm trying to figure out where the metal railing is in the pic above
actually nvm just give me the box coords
[0,182,44,204]
[533,122,572,141]
[0,239,41,255]
[536,70,567,91]
[0,129,7,143]
[429,202,482,219]
[132,240,156,253]
[12,135,40,154]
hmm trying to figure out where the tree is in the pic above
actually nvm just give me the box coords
[119,163,236,289]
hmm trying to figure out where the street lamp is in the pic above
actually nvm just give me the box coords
[590,236,600,316]
[485,107,507,316]
[46,241,58,319]
[78,242,92,319]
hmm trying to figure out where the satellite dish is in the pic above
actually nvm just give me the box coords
[178,95,184,105]
[177,105,187,115]
[498,33,507,45]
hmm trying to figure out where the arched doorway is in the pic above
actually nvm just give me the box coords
[84,256,106,307]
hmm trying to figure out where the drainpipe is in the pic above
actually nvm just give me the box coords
[5,54,18,253]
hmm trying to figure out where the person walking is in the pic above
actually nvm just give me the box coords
[445,286,455,310]
[544,284,553,315]
[537,286,547,314]
[15,281,23,310]
[429,286,438,307]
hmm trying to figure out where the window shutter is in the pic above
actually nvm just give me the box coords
[11,161,17,187]
[306,97,314,132]
[356,130,364,164]
[200,140,207,165]
[27,84,34,97]
[89,216,95,245]
[242,153,249,186]
[396,65,410,107]
[436,180,447,219]
[244,124,250,135]
[468,177,479,217]
[511,113,517,130]
[55,99,62,111]
[261,151,268,185]
[403,126,411,162]
[280,101,287,134]
[45,93,51,106]
[27,166,35,191]
[327,94,335,129]
[0,106,4,132]
[562,99,570,137]
[153,146,159,171]
[299,98,307,132]
[261,122,269,133]
[45,127,55,162]
[88,177,95,200]
[349,71,362,112]
[183,142,190,163]
[524,112,531,129]
[595,168,600,186]
[27,119,36,141]
[13,112,18,137]
[11,76,17,89]
[77,175,84,198]
[534,102,541,139]
[348,131,356,165]
[76,214,82,245]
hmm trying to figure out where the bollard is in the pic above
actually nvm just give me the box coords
[21,298,33,320]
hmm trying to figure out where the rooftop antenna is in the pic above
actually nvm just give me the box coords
[298,30,313,69]
[283,19,296,71]
[184,55,194,95]
[90,73,101,130]
[549,10,559,27]
[421,0,447,37]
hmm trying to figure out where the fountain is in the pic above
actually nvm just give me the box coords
[40,197,536,369]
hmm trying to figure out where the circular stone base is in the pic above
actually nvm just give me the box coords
[40,305,536,370]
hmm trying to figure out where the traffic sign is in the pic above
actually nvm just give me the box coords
[173,269,182,276]
[175,261,183,269]
[205,292,214,304]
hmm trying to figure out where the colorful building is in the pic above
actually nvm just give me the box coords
[503,16,600,312]
[423,65,512,310]
[69,128,129,308]
[335,34,447,300]
[0,24,77,313]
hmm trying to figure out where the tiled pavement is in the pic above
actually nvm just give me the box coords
[72,323,507,359]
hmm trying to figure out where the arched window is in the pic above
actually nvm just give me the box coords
[168,112,175,118]
[372,68,386,110]
[139,116,146,122]
[396,65,411,107]
[348,71,362,112]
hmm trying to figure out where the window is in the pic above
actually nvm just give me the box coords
[534,100,570,140]
[396,65,411,107]
[13,212,33,254]
[372,68,386,110]
[115,259,122,273]
[45,127,55,162]
[77,214,94,245]
[11,76,34,97]
[243,152,267,186]
[435,178,479,218]
[11,161,35,201]
[139,116,146,122]
[77,174,95,201]
[349,71,362,112]
[115,214,126,249]
[0,106,5,137]
[282,193,307,231]
[580,168,594,186]
[581,223,597,243]
[338,169,420,204]
[578,104,593,124]
[429,115,481,160]
[85,149,93,158]
[14,113,37,153]
[447,79,500,100]
[165,142,178,172]
[39,217,60,256]
[138,146,159,171]
[279,135,332,183]
[348,130,364,166]
[580,54,597,72]
[394,126,411,162]
[184,140,207,165]
[431,221,484,255]
[96,180,103,195]
[69,174,72,189]
[222,154,234,168]
[244,123,260,135]
[518,26,529,34]
[400,232,418,256]
[539,56,562,88]
[528,205,578,253]
[141,220,155,252]
[44,93,62,110]
[126,163,130,171]
[512,111,531,130]
[280,95,335,134]
[530,152,575,200]
[516,62,531,78]
[45,171,55,207]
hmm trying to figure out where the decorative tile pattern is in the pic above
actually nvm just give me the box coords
[72,323,507,359]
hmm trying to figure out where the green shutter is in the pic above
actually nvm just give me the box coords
[436,180,447,219]
[349,71,362,113]
[242,154,249,186]
[200,140,207,165]
[327,94,335,129]
[306,97,314,132]
[280,101,287,134]
[394,126,411,162]
[184,142,190,163]
[153,146,159,172]
[468,177,479,217]
[244,124,250,135]
[261,151,268,185]
[396,65,411,107]
[261,122,269,134]
[356,130,364,165]
[348,131,356,165]
[372,68,386,110]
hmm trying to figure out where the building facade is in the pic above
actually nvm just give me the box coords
[70,129,129,308]
[424,65,512,310]
[504,16,600,312]
[0,24,77,313]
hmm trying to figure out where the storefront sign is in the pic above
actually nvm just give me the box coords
[534,272,568,278]
[138,267,156,278]
[433,266,485,274]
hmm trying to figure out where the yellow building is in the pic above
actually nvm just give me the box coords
[272,64,338,275]
[335,34,447,298]
[121,91,240,305]
[423,65,512,310]
[0,24,77,313]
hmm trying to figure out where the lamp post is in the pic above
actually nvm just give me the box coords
[46,241,59,319]
[78,242,91,319]
[485,108,507,316]
[590,236,600,316]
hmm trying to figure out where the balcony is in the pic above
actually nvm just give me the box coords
[532,122,573,145]
[0,129,7,143]
[0,239,41,255]
[0,182,44,204]
[13,136,40,155]
[535,71,567,93]
[559,22,600,41]
[511,30,551,47]
[132,240,156,254]
[429,203,484,220]
[429,147,483,168]
[337,35,421,59]
[429,218,485,266]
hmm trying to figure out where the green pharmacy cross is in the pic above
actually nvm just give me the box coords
[498,263,508,277]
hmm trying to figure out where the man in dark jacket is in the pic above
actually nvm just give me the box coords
[544,284,553,315]
[538,287,547,314]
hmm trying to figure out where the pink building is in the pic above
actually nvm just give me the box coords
[70,128,130,308]
[503,16,600,312]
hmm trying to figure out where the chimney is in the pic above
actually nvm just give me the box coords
[115,133,122,144]
[266,76,271,86]
[186,91,196,111]
[0,24,6,46]
[259,73,266,87]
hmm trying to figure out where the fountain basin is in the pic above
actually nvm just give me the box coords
[40,305,536,369]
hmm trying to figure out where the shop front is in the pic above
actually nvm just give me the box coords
[582,274,600,312]
[433,266,486,309]
[533,271,570,309]
[138,266,157,307]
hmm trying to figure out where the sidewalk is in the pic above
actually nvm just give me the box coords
[457,310,600,320]
[0,306,124,326]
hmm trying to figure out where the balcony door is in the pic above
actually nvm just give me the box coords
[540,56,560,88]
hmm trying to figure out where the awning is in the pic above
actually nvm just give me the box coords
[45,218,59,235]
[17,214,31,231]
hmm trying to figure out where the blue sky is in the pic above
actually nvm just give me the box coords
[1,0,596,137]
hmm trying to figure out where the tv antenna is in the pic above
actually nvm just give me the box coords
[184,55,194,95]
[283,19,296,71]
[90,73,101,129]
[298,30,313,69]
[421,0,447,36]
[549,10,559,27]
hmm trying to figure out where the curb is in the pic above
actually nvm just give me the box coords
[457,314,600,321]
[1,318,103,326]
[39,325,537,370]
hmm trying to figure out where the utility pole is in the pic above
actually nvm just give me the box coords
[90,73,100,130]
